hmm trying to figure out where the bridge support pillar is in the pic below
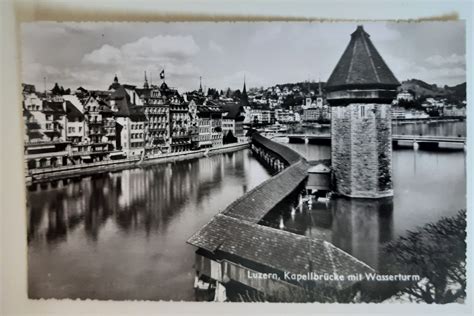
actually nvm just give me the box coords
[213,281,227,302]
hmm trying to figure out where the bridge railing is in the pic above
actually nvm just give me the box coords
[252,133,304,165]
[218,133,308,223]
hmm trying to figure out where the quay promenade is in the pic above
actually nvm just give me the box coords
[25,142,250,184]
[187,133,374,301]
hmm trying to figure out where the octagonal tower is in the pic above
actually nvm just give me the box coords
[326,25,400,198]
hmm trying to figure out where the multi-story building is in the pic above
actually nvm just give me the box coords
[74,95,111,162]
[221,102,245,143]
[23,92,72,169]
[248,105,274,126]
[206,102,224,147]
[142,88,170,156]
[100,101,116,149]
[42,98,67,141]
[275,108,296,123]
[302,82,329,123]
[110,85,147,158]
[302,107,320,122]
[397,90,414,101]
[169,97,191,152]
[23,88,45,143]
[192,106,213,149]
[65,100,86,144]
[443,105,466,117]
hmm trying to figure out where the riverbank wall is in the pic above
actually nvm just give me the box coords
[26,142,250,185]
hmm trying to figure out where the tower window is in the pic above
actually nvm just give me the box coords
[360,105,366,118]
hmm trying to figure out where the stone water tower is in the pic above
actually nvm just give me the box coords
[326,25,400,198]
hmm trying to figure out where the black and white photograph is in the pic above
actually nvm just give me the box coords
[19,20,467,303]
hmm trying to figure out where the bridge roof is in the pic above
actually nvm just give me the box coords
[326,25,399,92]
[252,133,302,164]
[188,214,374,288]
[222,160,308,223]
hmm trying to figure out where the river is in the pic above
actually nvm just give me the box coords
[26,121,467,301]
[268,120,466,272]
[27,149,271,300]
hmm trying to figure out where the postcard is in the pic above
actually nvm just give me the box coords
[1,0,471,315]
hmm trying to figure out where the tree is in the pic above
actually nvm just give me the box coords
[223,130,237,144]
[51,83,62,95]
[383,210,466,303]
[233,89,242,100]
[51,83,69,95]
[282,95,297,109]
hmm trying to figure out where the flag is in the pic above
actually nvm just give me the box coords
[160,70,165,79]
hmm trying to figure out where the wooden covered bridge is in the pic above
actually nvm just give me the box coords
[187,133,373,301]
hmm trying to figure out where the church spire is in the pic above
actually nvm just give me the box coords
[199,76,203,93]
[241,74,249,107]
[109,74,120,91]
[144,71,149,89]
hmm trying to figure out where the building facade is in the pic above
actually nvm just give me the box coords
[142,88,170,156]
[169,98,191,152]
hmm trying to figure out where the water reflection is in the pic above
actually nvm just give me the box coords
[272,121,466,270]
[289,121,466,137]
[392,121,466,137]
[27,149,271,300]
[28,155,240,244]
[331,197,393,270]
[266,196,393,270]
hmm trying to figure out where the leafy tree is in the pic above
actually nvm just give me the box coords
[233,89,242,100]
[223,130,237,144]
[383,210,466,303]
[51,83,62,95]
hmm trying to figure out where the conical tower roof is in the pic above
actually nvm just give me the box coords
[326,25,399,92]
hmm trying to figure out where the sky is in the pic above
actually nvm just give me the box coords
[21,21,466,93]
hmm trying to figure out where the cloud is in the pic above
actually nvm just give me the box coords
[121,35,199,61]
[82,36,200,66]
[81,35,201,82]
[384,53,465,85]
[82,44,122,65]
[425,54,465,66]
[208,40,223,54]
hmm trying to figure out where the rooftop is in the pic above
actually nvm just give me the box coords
[188,213,374,289]
[222,160,308,223]
[326,25,399,92]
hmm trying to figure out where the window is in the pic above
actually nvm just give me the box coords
[45,123,52,130]
[381,106,386,119]
[46,115,52,121]
[360,105,366,118]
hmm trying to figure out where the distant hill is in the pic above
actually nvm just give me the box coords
[400,79,466,100]
[446,82,466,99]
